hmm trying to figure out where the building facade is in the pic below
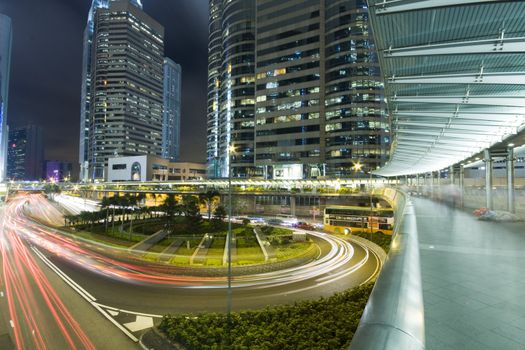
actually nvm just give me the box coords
[206,0,390,179]
[108,155,206,182]
[45,160,73,182]
[162,58,181,162]
[0,14,12,182]
[79,0,144,182]
[207,0,257,178]
[7,125,44,181]
[87,0,164,180]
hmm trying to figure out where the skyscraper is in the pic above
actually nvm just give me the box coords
[207,0,256,178]
[0,14,12,182]
[87,0,165,180]
[162,58,181,162]
[206,0,390,179]
[79,0,144,181]
[7,125,44,181]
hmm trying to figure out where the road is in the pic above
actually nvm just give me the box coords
[1,194,382,346]
[0,198,138,350]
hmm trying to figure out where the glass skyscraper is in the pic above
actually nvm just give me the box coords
[79,0,144,181]
[0,13,12,182]
[206,0,390,179]
[7,125,44,181]
[87,0,164,180]
[207,0,256,178]
[162,58,181,162]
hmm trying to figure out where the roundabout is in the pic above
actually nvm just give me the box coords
[2,194,384,342]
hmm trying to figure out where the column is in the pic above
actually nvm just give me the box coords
[459,164,465,208]
[507,147,515,213]
[449,166,454,186]
[484,149,493,209]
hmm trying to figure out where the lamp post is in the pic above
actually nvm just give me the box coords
[227,144,235,344]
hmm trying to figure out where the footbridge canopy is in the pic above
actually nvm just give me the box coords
[369,0,525,176]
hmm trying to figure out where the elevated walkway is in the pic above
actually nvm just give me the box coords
[414,197,525,349]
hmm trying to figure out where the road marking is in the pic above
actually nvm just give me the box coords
[31,247,140,342]
[96,303,162,318]
[0,291,4,297]
[108,310,119,317]
[32,248,96,302]
[124,316,154,332]
[9,320,14,328]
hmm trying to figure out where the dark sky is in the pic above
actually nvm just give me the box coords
[0,0,209,167]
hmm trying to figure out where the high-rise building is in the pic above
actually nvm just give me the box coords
[207,0,256,178]
[162,58,181,162]
[7,125,44,181]
[87,0,165,180]
[45,160,73,182]
[206,0,390,179]
[79,0,144,182]
[0,14,13,182]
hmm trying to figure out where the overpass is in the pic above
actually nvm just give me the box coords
[351,1,525,350]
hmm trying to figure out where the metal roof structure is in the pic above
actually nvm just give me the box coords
[368,0,525,176]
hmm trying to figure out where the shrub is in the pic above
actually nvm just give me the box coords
[159,283,374,350]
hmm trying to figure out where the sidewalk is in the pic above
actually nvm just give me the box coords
[414,197,525,349]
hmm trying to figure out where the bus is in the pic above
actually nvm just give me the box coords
[324,205,394,235]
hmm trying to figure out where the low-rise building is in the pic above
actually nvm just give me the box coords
[107,155,206,182]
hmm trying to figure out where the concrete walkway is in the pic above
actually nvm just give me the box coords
[414,197,525,350]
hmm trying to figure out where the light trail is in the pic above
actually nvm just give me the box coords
[0,199,96,350]
[0,193,381,344]
[7,194,375,290]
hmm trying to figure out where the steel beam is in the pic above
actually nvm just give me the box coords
[389,72,525,85]
[374,0,500,15]
[384,36,525,57]
[393,96,525,107]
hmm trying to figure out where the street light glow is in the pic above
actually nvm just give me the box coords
[352,162,363,172]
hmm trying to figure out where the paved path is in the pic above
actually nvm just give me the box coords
[129,230,167,252]
[414,197,525,350]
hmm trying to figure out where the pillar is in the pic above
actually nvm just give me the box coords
[459,164,465,208]
[507,147,515,213]
[449,166,454,186]
[484,149,493,209]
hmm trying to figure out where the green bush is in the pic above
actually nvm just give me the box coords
[353,232,392,252]
[159,283,373,350]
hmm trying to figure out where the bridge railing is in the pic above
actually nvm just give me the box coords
[349,190,425,350]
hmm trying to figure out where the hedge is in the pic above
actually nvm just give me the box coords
[159,283,373,350]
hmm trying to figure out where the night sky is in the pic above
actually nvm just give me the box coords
[0,0,209,171]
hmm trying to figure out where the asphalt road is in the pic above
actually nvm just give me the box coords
[0,201,138,350]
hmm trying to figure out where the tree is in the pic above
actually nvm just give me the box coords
[161,193,178,233]
[44,183,61,201]
[181,195,202,229]
[199,189,221,220]
[212,205,227,230]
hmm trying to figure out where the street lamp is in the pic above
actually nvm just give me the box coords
[227,143,235,343]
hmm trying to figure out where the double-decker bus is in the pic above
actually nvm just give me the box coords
[324,205,394,235]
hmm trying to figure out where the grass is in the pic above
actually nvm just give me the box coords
[274,241,316,260]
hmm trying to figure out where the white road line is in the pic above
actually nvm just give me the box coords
[92,303,139,342]
[95,303,162,318]
[31,246,140,342]
[31,247,96,302]
[9,320,14,328]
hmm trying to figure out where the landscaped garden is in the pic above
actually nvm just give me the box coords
[61,191,314,267]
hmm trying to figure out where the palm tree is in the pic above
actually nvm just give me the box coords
[199,189,221,220]
[161,193,178,234]
[100,196,111,232]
